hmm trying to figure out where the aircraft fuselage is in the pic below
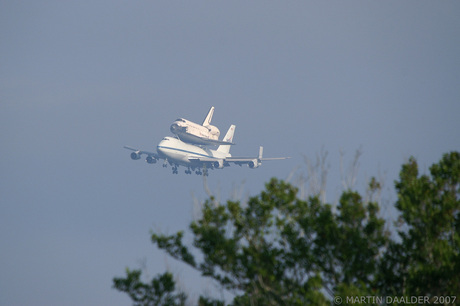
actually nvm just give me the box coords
[157,137,229,168]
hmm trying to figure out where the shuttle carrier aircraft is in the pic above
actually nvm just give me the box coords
[125,125,289,175]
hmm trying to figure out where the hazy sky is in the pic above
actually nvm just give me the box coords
[1,1,459,305]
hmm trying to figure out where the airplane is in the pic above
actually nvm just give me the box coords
[169,106,235,146]
[124,125,289,175]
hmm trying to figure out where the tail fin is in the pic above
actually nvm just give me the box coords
[217,125,236,154]
[258,146,263,160]
[202,106,215,126]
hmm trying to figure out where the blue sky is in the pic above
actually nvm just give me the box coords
[1,1,459,305]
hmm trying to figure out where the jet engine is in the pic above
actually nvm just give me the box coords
[130,152,141,160]
[146,156,157,164]
[248,159,261,169]
[213,160,224,169]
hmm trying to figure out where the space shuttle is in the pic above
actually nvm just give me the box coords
[170,106,235,146]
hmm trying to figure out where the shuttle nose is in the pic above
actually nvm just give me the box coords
[170,124,178,133]
[170,123,185,134]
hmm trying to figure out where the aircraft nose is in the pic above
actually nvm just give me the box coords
[157,141,166,154]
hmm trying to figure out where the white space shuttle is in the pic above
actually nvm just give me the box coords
[170,106,235,146]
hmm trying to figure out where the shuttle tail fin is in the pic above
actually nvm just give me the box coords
[217,125,236,154]
[202,106,215,126]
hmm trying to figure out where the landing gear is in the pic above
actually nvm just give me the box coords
[185,168,192,174]
[194,167,209,176]
[172,165,179,174]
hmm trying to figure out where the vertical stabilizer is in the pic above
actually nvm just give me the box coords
[202,106,215,126]
[258,146,264,160]
[217,125,236,154]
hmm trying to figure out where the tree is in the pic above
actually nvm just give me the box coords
[113,152,460,305]
[378,151,460,299]
[113,270,186,306]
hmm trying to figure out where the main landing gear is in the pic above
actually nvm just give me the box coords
[183,167,208,176]
[171,165,208,176]
[194,168,208,176]
[185,167,193,175]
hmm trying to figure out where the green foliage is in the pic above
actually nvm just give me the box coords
[113,152,460,305]
[198,296,225,306]
[378,152,460,298]
[113,270,186,306]
[151,231,196,268]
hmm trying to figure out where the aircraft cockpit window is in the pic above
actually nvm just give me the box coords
[175,118,186,122]
[162,137,169,141]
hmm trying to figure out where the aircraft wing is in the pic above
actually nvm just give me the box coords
[124,146,158,157]
[228,146,290,163]
[227,157,290,162]
[187,156,219,162]
[187,156,289,170]
[225,156,290,166]
[188,146,290,168]
[124,146,162,163]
